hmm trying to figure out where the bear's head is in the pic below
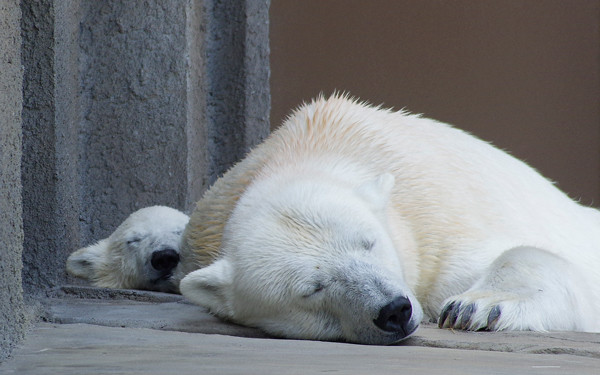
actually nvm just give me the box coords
[66,206,190,293]
[180,173,423,345]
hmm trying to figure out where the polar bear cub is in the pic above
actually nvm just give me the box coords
[67,206,189,293]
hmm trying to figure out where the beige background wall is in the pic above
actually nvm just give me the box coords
[270,0,600,207]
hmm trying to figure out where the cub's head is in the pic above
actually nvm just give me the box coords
[181,173,423,345]
[67,206,189,293]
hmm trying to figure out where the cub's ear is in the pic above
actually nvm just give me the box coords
[356,173,395,211]
[66,239,110,280]
[179,258,234,318]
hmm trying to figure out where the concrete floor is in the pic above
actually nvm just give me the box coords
[2,286,599,374]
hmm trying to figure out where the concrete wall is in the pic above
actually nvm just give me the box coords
[21,0,84,296]
[0,0,26,362]
[2,0,269,361]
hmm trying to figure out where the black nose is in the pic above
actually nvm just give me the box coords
[373,296,412,334]
[151,249,180,272]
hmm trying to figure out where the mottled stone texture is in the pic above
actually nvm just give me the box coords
[205,0,271,183]
[21,0,83,296]
[7,0,269,362]
[0,0,26,362]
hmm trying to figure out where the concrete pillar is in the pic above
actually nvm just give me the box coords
[205,0,271,183]
[21,0,83,294]
[0,0,26,362]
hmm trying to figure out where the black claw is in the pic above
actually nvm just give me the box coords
[458,303,475,330]
[448,302,461,327]
[487,305,501,330]
[438,302,454,328]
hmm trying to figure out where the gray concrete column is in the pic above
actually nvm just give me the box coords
[205,0,271,184]
[21,0,82,294]
[0,0,26,362]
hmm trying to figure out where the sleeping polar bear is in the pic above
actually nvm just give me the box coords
[67,95,600,345]
[67,206,190,293]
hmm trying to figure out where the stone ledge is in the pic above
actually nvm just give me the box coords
[41,286,600,358]
[3,323,600,375]
[54,285,185,303]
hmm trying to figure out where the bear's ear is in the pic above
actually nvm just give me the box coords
[356,173,395,211]
[179,258,234,318]
[66,239,110,280]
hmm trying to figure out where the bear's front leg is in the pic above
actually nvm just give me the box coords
[438,246,595,332]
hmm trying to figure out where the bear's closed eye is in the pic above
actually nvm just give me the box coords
[361,239,375,251]
[302,282,327,298]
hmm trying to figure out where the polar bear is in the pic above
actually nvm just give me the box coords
[67,206,189,293]
[67,95,600,345]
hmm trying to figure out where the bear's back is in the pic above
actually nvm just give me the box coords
[179,94,591,277]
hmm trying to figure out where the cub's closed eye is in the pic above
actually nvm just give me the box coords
[127,238,141,245]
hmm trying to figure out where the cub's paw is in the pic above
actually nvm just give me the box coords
[438,297,503,331]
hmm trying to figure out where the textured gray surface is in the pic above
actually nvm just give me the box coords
[205,0,271,184]
[45,288,267,338]
[3,324,599,375]
[2,289,600,374]
[0,0,26,362]
[20,0,83,294]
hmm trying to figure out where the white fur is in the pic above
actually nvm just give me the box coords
[180,95,600,344]
[181,173,423,344]
[67,206,189,292]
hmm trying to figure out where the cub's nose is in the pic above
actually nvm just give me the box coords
[373,296,412,335]
[151,249,180,272]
